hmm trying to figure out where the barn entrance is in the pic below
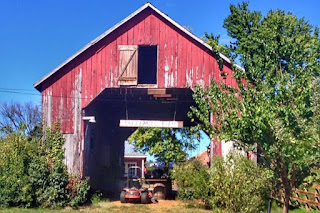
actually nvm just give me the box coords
[82,87,196,193]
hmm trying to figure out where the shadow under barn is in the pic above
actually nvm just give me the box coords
[82,88,196,195]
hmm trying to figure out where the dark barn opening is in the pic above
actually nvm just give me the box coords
[138,45,157,84]
[82,88,197,194]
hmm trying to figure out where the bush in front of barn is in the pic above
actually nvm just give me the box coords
[172,153,272,212]
[172,160,211,207]
[0,124,90,208]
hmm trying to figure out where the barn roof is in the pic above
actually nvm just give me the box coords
[124,141,147,158]
[34,2,243,90]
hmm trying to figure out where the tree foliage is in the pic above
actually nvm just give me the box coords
[191,2,320,213]
[128,128,200,171]
[0,124,90,208]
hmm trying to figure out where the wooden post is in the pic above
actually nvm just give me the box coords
[210,138,214,168]
[210,113,214,168]
[142,159,145,179]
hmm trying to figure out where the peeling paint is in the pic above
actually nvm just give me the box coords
[38,9,237,182]
[43,89,52,128]
[186,68,193,88]
[59,91,64,125]
[110,69,113,87]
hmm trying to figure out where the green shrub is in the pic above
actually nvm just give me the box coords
[67,177,91,207]
[0,131,39,207]
[28,155,50,206]
[41,126,69,208]
[173,153,272,212]
[172,160,211,206]
[209,153,272,213]
[90,191,102,204]
[0,124,91,209]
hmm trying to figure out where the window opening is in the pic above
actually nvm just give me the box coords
[138,45,157,84]
[125,162,137,177]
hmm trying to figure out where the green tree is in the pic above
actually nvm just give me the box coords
[191,2,320,213]
[128,128,200,172]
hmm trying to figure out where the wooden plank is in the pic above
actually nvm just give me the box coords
[115,33,122,86]
[313,185,320,190]
[291,197,320,207]
[118,46,138,85]
[80,58,87,109]
[87,57,93,102]
[119,45,137,50]
[101,44,107,90]
[51,75,58,125]
[96,47,103,94]
[108,34,117,88]
[158,18,166,88]
[66,66,73,133]
[194,44,201,86]
[60,69,67,132]
[149,13,158,45]
[166,23,174,87]
[177,33,184,87]
[203,50,210,86]
[127,23,134,45]
[91,51,98,99]
[147,88,166,95]
[295,189,320,197]
[70,66,77,133]
[137,15,144,45]
[144,11,151,44]
[153,94,172,98]
[182,35,188,87]
[120,120,183,128]
[186,38,193,87]
[173,31,178,87]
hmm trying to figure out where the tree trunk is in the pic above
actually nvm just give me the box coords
[283,188,291,213]
[283,194,289,213]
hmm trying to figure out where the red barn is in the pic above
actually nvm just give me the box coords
[34,3,240,193]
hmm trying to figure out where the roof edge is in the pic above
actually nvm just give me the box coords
[34,2,243,90]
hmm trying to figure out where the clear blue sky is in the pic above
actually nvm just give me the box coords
[0,0,319,157]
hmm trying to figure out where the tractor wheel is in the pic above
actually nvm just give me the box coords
[141,191,150,204]
[120,191,126,203]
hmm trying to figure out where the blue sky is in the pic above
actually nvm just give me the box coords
[0,0,319,157]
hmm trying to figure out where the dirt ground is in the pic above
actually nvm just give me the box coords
[110,199,184,207]
[81,199,212,213]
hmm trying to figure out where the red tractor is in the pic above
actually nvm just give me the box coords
[120,166,154,204]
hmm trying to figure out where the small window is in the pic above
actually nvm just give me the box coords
[125,162,137,177]
[118,45,157,85]
[138,45,157,84]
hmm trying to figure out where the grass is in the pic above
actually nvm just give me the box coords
[270,201,320,213]
[0,200,211,213]
[1,199,320,213]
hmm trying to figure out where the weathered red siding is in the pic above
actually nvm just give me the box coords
[40,8,234,134]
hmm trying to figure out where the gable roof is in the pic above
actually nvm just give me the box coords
[34,2,243,90]
[124,141,147,158]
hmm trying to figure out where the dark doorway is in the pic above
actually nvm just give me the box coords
[138,45,157,84]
